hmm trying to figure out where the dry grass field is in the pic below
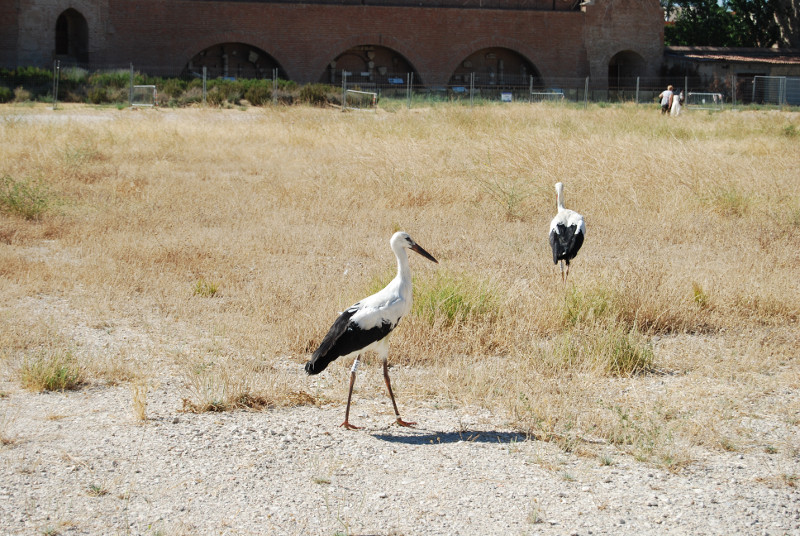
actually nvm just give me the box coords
[1,101,798,472]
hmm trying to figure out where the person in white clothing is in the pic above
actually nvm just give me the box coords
[670,90,684,116]
[659,84,674,115]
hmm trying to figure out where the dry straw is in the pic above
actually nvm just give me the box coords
[1,102,798,466]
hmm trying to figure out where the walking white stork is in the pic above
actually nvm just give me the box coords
[304,231,438,430]
[549,182,585,284]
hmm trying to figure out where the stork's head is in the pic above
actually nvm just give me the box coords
[391,231,438,263]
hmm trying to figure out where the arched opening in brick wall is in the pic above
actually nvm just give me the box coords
[185,43,286,80]
[323,45,420,87]
[450,48,540,88]
[608,50,647,89]
[54,9,89,66]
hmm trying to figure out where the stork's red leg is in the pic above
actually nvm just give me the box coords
[383,360,416,427]
[340,358,360,430]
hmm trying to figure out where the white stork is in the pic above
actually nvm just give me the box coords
[304,231,438,430]
[548,182,585,284]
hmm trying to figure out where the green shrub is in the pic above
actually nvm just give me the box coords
[87,86,109,104]
[297,83,337,106]
[0,86,11,103]
[13,86,31,102]
[0,175,51,220]
[161,78,187,98]
[244,83,271,106]
[20,350,84,392]
[87,70,130,89]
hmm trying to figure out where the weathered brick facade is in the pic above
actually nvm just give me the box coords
[3,0,664,87]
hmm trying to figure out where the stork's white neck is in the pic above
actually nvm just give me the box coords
[391,242,413,301]
[556,183,566,211]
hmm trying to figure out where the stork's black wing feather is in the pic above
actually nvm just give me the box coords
[550,224,584,264]
[304,305,396,375]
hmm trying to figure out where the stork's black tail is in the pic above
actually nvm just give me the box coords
[304,308,358,375]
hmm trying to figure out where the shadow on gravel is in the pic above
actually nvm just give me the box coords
[371,430,530,445]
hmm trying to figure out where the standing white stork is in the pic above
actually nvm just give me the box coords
[549,182,585,284]
[304,231,438,430]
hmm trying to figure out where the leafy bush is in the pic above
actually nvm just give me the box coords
[0,86,11,103]
[244,82,271,106]
[13,86,31,102]
[19,350,85,392]
[0,175,51,220]
[161,78,187,98]
[298,83,337,106]
[87,86,109,104]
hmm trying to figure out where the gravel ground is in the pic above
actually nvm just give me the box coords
[1,375,798,536]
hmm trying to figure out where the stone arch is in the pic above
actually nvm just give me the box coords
[321,45,420,88]
[608,50,647,88]
[184,43,287,79]
[55,8,89,65]
[449,47,541,88]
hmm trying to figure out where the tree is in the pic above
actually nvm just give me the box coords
[665,0,737,46]
[663,0,797,47]
[773,0,800,47]
[728,0,781,46]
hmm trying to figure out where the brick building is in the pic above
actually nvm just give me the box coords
[1,0,664,89]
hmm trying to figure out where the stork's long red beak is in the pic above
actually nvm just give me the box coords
[410,242,438,264]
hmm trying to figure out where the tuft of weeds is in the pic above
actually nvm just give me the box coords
[87,483,109,497]
[131,379,148,421]
[551,302,654,376]
[475,176,530,221]
[692,281,709,309]
[561,284,615,327]
[19,350,85,392]
[412,271,501,328]
[0,175,51,220]
[711,185,750,217]
[193,278,218,297]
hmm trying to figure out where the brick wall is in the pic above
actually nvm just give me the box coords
[3,0,664,87]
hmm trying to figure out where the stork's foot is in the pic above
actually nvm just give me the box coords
[395,418,417,428]
[340,420,361,430]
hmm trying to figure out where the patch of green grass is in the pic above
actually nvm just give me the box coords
[475,176,530,221]
[412,271,501,327]
[562,284,616,327]
[594,322,655,376]
[711,186,750,217]
[19,350,85,392]
[692,281,709,308]
[87,483,109,497]
[193,278,219,297]
[0,175,51,220]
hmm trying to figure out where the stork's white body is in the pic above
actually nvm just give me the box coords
[549,182,585,283]
[304,232,437,429]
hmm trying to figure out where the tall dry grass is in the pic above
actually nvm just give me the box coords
[1,103,798,466]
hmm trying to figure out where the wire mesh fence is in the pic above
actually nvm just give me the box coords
[1,63,798,110]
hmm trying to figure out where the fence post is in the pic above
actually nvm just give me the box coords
[635,77,640,104]
[731,74,736,106]
[406,72,413,109]
[52,60,60,110]
[584,77,589,109]
[470,72,475,107]
[272,68,278,105]
[129,63,134,106]
[341,70,347,111]
[201,66,207,105]
[529,75,533,103]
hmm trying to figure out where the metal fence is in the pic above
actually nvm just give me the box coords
[1,63,797,110]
